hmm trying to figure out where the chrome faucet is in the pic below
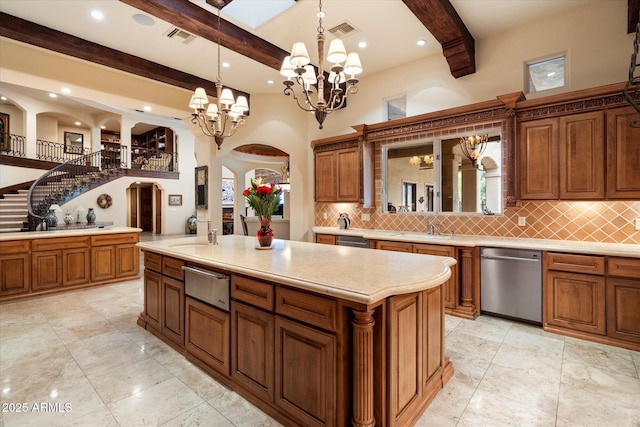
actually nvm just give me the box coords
[197,219,218,245]
[426,212,441,235]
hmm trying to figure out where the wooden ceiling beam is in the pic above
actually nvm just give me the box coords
[402,0,475,78]
[0,12,250,98]
[119,0,289,71]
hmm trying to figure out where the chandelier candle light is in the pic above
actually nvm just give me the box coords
[459,134,489,167]
[188,9,249,149]
[280,0,363,129]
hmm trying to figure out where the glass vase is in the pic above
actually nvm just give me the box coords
[256,218,274,248]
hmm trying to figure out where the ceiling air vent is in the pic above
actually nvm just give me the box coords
[164,26,196,44]
[328,21,358,38]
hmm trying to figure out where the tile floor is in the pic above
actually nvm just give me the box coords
[1,248,639,426]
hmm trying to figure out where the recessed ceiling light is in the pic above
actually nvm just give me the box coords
[61,87,71,94]
[75,121,81,126]
[1,96,7,101]
[132,13,155,26]
[91,10,104,21]
[101,125,106,129]
[49,93,58,98]
[358,41,367,49]
[417,39,427,46]
[222,62,230,68]
[143,106,151,111]
[267,80,274,85]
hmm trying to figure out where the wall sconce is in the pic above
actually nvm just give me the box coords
[408,154,434,169]
[459,134,488,166]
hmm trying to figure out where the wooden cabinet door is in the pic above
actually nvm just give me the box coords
[336,147,360,201]
[422,286,443,388]
[559,111,604,199]
[274,316,336,427]
[544,271,606,335]
[91,246,115,282]
[232,301,275,402]
[32,251,63,291]
[606,278,640,344]
[144,270,162,330]
[0,253,30,296]
[519,118,559,199]
[315,151,337,202]
[185,296,230,375]
[606,106,640,199]
[115,244,139,278]
[388,292,422,427]
[413,244,457,310]
[63,248,90,286]
[162,276,184,346]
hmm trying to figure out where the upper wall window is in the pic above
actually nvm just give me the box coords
[526,55,565,93]
[386,95,406,121]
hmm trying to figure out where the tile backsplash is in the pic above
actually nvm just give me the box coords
[314,201,640,244]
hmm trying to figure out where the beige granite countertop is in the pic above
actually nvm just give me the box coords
[312,226,640,258]
[137,235,455,305]
[0,227,142,241]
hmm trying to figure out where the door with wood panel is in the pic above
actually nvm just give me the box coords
[140,186,153,231]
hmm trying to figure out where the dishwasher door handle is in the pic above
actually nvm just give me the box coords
[481,254,540,262]
[182,265,228,280]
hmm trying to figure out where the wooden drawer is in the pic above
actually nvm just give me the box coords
[545,252,605,275]
[162,256,185,281]
[315,234,337,245]
[232,275,274,311]
[607,257,640,279]
[413,243,455,257]
[0,240,30,254]
[32,236,90,251]
[376,240,413,253]
[144,251,162,273]
[276,287,337,332]
[91,232,138,246]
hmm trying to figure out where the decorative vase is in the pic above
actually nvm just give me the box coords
[46,209,58,227]
[86,208,96,224]
[256,218,274,247]
[64,213,74,225]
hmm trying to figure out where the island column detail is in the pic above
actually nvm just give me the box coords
[351,307,376,427]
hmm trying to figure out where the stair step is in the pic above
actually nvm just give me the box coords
[0,228,24,233]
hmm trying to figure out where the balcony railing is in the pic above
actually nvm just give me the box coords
[0,132,26,157]
[36,139,91,162]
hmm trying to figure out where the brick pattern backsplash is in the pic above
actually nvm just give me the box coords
[314,201,640,245]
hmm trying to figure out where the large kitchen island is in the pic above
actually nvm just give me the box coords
[137,235,455,427]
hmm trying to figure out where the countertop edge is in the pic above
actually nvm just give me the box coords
[312,226,640,258]
[0,227,142,241]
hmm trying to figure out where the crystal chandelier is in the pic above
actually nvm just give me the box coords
[459,134,488,167]
[280,0,363,129]
[188,9,249,149]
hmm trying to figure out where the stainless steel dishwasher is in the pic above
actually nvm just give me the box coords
[182,266,230,311]
[480,247,542,324]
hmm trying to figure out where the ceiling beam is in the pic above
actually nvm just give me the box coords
[402,0,475,78]
[0,12,250,99]
[119,0,290,71]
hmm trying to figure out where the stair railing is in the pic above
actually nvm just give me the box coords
[0,132,26,157]
[26,146,126,230]
[36,139,91,163]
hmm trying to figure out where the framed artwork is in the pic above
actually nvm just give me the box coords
[168,194,182,206]
[0,112,9,150]
[195,166,208,210]
[64,131,84,154]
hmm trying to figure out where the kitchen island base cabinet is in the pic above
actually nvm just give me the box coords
[138,239,453,427]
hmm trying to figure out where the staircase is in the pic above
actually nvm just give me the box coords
[26,150,124,231]
[0,190,29,232]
